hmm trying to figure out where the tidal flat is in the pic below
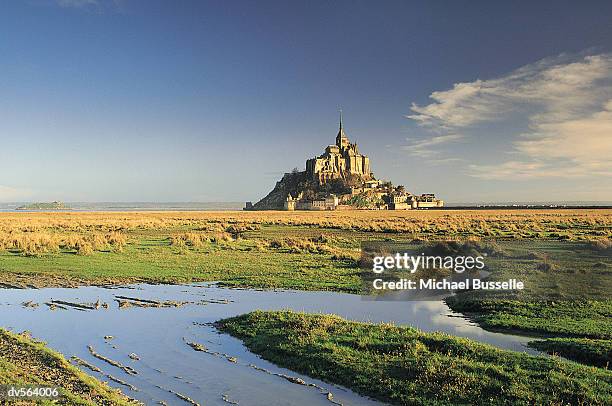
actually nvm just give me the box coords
[1,283,546,405]
[0,210,610,404]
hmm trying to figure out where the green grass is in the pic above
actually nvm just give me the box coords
[445,299,612,339]
[0,229,363,292]
[0,329,134,405]
[0,220,610,370]
[446,298,612,367]
[218,310,612,406]
[440,239,611,366]
[529,338,611,368]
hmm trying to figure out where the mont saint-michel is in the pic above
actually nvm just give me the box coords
[247,114,444,211]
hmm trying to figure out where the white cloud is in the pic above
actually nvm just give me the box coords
[402,134,463,158]
[469,98,612,179]
[56,0,98,8]
[407,53,612,179]
[469,161,570,180]
[408,80,504,128]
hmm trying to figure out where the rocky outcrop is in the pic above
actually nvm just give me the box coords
[252,169,362,210]
[252,171,311,210]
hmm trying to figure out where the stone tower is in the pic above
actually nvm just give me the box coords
[305,112,371,185]
[336,110,349,149]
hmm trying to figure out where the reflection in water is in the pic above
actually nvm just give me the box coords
[0,284,537,405]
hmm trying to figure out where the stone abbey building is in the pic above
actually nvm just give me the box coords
[305,113,372,185]
[247,113,443,211]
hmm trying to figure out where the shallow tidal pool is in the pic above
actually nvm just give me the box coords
[0,284,537,405]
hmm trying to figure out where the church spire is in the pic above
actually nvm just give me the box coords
[336,108,349,149]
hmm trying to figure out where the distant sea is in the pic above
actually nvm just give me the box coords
[0,202,245,212]
[0,201,610,212]
[445,201,612,208]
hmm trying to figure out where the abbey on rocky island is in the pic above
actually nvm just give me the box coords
[305,112,372,185]
[246,113,443,211]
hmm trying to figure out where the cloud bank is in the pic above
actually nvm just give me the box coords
[56,0,98,8]
[402,134,463,158]
[407,53,612,179]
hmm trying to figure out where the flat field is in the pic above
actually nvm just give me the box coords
[0,209,610,403]
[0,209,609,289]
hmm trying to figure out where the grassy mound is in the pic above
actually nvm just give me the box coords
[0,329,134,405]
[445,299,612,339]
[218,310,612,406]
[446,298,612,367]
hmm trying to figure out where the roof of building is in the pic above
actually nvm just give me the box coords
[336,109,349,147]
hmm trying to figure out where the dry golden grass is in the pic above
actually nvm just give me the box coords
[0,209,609,233]
[0,230,127,256]
[170,231,233,247]
[0,209,608,291]
[0,209,609,257]
[267,237,334,254]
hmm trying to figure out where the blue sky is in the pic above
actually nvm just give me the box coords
[1,0,611,203]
